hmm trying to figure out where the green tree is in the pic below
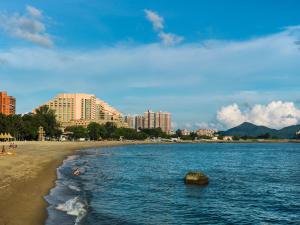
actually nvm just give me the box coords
[88,122,101,140]
[141,128,165,138]
[65,126,88,139]
[105,122,117,138]
[190,132,198,140]
[87,122,108,140]
[35,105,61,138]
[175,129,182,138]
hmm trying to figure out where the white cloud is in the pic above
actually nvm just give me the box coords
[217,104,247,128]
[26,5,42,18]
[158,32,184,46]
[1,26,300,116]
[0,5,53,47]
[144,9,183,46]
[217,101,300,129]
[144,9,164,31]
[195,122,222,130]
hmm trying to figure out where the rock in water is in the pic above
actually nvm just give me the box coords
[184,171,209,185]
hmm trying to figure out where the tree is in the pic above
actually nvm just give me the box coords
[190,132,198,140]
[112,128,147,140]
[88,122,108,140]
[175,129,182,138]
[217,135,224,140]
[257,133,270,139]
[141,128,165,138]
[65,126,88,139]
[88,122,101,140]
[105,122,117,138]
[35,105,61,138]
[232,136,240,141]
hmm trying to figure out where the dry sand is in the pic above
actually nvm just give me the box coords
[0,140,150,225]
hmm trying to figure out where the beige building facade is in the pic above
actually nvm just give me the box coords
[37,93,124,127]
[195,129,217,137]
[141,110,171,133]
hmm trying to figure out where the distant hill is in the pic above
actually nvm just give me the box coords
[277,124,300,139]
[221,122,300,139]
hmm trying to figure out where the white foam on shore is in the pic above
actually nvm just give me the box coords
[68,184,81,192]
[56,196,87,224]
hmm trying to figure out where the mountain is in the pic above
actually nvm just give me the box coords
[277,124,300,139]
[221,122,300,139]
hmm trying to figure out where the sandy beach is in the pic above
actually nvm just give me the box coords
[0,141,150,225]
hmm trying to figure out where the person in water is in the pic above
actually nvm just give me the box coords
[73,168,80,176]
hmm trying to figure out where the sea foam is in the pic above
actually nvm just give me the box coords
[56,196,87,223]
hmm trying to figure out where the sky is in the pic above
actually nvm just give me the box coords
[1,0,300,130]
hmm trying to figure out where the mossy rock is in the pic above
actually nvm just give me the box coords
[184,171,209,185]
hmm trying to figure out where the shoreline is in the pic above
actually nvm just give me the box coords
[0,140,152,225]
[0,139,299,225]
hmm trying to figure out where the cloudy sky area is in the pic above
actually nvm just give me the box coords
[1,0,300,130]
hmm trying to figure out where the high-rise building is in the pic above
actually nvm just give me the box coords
[124,115,134,129]
[36,93,123,127]
[155,111,171,133]
[144,110,156,129]
[135,115,144,130]
[142,110,171,133]
[0,91,16,115]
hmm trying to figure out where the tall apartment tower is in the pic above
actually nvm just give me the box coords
[124,116,134,129]
[155,111,171,133]
[143,110,171,133]
[0,91,16,115]
[144,110,156,129]
[135,115,145,130]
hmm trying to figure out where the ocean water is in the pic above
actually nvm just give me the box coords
[45,143,300,225]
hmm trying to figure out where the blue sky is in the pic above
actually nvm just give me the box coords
[1,0,300,129]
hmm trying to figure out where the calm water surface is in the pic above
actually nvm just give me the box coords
[45,143,300,225]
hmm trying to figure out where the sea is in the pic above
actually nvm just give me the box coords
[45,143,300,225]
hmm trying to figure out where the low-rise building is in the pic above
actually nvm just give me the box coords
[195,129,217,137]
[181,129,191,136]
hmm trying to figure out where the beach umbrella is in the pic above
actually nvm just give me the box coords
[0,133,5,139]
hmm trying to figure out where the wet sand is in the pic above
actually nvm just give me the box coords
[0,141,150,225]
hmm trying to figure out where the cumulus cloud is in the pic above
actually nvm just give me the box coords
[1,26,300,115]
[26,5,42,18]
[0,5,53,47]
[144,9,183,46]
[217,101,300,129]
[144,9,164,31]
[158,32,184,46]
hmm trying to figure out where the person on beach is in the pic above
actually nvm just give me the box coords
[1,146,5,154]
[9,142,17,149]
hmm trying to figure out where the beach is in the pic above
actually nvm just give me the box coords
[0,141,149,225]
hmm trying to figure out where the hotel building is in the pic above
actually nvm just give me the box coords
[36,93,125,127]
[0,91,16,115]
